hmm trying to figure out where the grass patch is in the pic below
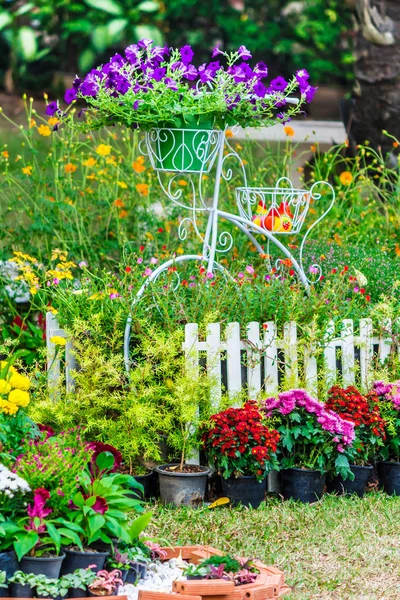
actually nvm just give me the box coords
[148,493,400,599]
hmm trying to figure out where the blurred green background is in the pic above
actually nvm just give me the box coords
[0,0,354,95]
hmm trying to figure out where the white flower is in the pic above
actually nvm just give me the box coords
[0,464,30,495]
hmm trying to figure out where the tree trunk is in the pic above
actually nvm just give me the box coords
[349,0,400,155]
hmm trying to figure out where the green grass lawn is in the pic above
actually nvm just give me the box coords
[148,493,400,600]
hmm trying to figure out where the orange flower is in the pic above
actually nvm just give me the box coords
[284,126,295,137]
[225,130,234,138]
[136,183,149,196]
[310,144,317,153]
[114,198,124,208]
[393,140,399,148]
[178,179,188,186]
[1,150,9,158]
[395,243,400,257]
[132,156,146,173]
[38,124,52,137]
[83,157,97,167]
[119,209,128,218]
[65,163,77,173]
[29,118,37,129]
[339,171,353,186]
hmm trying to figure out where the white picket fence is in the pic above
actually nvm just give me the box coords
[46,313,392,400]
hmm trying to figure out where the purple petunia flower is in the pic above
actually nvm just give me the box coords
[80,74,100,97]
[72,76,82,90]
[165,78,178,91]
[198,63,214,83]
[183,64,198,81]
[137,38,153,50]
[238,45,252,60]
[125,44,140,64]
[239,62,253,80]
[45,100,59,115]
[150,66,166,81]
[296,68,310,92]
[133,100,139,110]
[171,60,185,72]
[277,113,291,124]
[269,76,288,92]
[110,53,125,65]
[254,61,268,79]
[212,44,222,58]
[64,88,77,104]
[253,81,267,98]
[227,65,247,83]
[304,85,318,103]
[180,44,194,65]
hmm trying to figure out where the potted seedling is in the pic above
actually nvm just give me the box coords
[0,571,8,598]
[59,567,97,598]
[87,570,123,597]
[8,571,46,598]
[35,577,65,599]
[106,551,130,583]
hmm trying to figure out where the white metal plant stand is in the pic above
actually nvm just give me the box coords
[124,125,335,371]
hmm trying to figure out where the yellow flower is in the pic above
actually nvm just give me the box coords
[50,335,66,346]
[65,163,77,173]
[0,380,11,394]
[29,118,37,129]
[48,117,59,127]
[339,171,353,186]
[47,306,58,315]
[0,400,19,415]
[38,124,52,137]
[106,156,117,167]
[117,181,128,189]
[284,126,295,137]
[83,157,97,167]
[22,166,33,175]
[96,144,111,157]
[9,373,31,391]
[88,292,104,300]
[8,389,30,408]
[177,246,184,255]
[87,173,96,180]
[132,156,146,173]
[136,183,149,196]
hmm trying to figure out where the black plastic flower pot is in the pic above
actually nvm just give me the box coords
[0,549,19,579]
[0,586,8,597]
[19,553,66,578]
[10,582,33,598]
[125,565,139,585]
[60,549,109,576]
[68,588,88,598]
[154,464,210,507]
[280,468,326,503]
[327,464,373,498]
[220,475,266,508]
[378,461,400,495]
[132,471,155,500]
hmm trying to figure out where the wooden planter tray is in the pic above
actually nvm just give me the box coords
[137,545,290,600]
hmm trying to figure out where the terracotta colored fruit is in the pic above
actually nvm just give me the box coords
[261,214,275,231]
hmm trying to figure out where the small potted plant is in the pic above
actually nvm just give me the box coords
[325,386,386,497]
[55,452,145,575]
[262,389,355,503]
[3,488,67,578]
[373,380,400,495]
[0,570,8,598]
[184,555,259,585]
[106,551,130,583]
[50,41,315,174]
[8,571,44,598]
[60,567,97,598]
[35,577,66,599]
[87,570,123,597]
[202,402,280,508]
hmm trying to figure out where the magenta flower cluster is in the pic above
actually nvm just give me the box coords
[373,380,400,409]
[263,389,355,451]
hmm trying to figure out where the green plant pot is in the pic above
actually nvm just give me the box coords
[151,120,216,172]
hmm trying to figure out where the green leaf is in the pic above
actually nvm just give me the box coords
[72,492,85,508]
[134,25,163,46]
[17,27,38,62]
[137,1,159,12]
[92,25,110,52]
[45,523,61,555]
[84,0,123,15]
[107,18,128,41]
[78,48,97,72]
[57,528,83,550]
[0,12,12,31]
[15,3,35,17]
[128,512,152,541]
[14,531,39,561]
[88,514,106,538]
[96,451,115,471]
